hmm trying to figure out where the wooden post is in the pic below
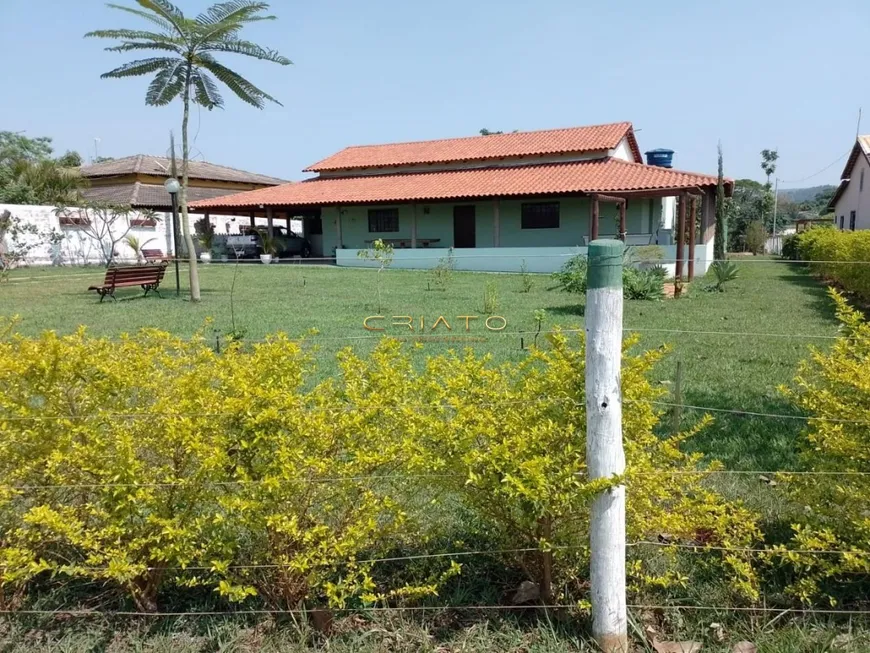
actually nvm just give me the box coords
[618,201,627,241]
[249,210,256,230]
[671,360,683,435]
[585,239,627,653]
[674,194,686,298]
[266,206,274,237]
[493,198,500,247]
[687,198,697,281]
[590,197,600,241]
[411,204,418,249]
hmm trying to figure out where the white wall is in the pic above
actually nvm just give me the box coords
[337,244,714,276]
[833,153,870,231]
[0,204,241,266]
[610,137,635,162]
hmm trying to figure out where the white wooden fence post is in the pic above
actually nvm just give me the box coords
[585,239,627,653]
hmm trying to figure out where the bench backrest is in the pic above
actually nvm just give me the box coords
[102,264,165,287]
[141,249,164,262]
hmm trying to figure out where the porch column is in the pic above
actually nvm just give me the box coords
[687,197,697,281]
[411,204,417,248]
[590,197,600,241]
[618,201,627,241]
[493,198,500,247]
[266,206,274,236]
[674,194,686,298]
[249,210,255,229]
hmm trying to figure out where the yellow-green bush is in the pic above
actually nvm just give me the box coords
[796,228,870,300]
[0,326,419,611]
[0,323,760,611]
[400,332,760,601]
[778,290,870,603]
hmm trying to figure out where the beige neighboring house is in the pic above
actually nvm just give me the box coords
[78,155,286,211]
[828,136,870,231]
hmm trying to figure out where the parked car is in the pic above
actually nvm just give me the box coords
[226,226,312,259]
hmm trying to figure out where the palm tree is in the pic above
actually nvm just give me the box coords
[86,1,291,301]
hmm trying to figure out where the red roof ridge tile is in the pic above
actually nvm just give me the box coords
[304,121,637,172]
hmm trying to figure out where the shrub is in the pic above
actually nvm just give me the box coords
[777,289,870,603]
[623,265,666,300]
[519,260,534,293]
[795,228,870,301]
[705,260,739,292]
[429,248,454,291]
[745,221,767,254]
[551,254,588,294]
[0,324,760,612]
[781,232,800,260]
[553,254,665,301]
[0,327,420,611]
[411,332,760,602]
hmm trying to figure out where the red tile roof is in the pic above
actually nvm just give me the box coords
[304,122,642,172]
[191,158,730,210]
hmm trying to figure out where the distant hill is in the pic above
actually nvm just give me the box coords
[778,185,837,203]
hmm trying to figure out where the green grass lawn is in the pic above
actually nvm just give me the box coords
[1,258,839,475]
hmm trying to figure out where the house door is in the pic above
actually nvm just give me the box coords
[453,205,476,248]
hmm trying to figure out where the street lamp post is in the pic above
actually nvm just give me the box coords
[164,177,181,296]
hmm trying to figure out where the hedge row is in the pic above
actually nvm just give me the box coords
[0,323,758,612]
[794,228,870,300]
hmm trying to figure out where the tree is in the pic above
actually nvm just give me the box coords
[479,128,504,136]
[56,151,84,168]
[86,0,292,302]
[0,159,85,205]
[0,132,53,167]
[760,148,779,186]
[55,202,155,266]
[745,220,766,255]
[0,133,87,205]
[714,142,727,260]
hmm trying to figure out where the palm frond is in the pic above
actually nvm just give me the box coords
[100,57,176,79]
[104,40,183,54]
[145,60,186,105]
[134,0,186,34]
[190,70,224,110]
[85,28,175,42]
[195,1,272,26]
[105,3,174,33]
[203,39,291,65]
[194,55,281,107]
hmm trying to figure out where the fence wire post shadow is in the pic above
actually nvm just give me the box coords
[585,239,627,653]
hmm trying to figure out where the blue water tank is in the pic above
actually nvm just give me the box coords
[645,148,674,168]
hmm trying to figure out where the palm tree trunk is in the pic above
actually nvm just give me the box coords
[180,63,201,302]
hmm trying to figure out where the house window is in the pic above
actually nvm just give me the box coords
[850,211,857,231]
[368,208,399,232]
[130,217,157,228]
[521,202,560,229]
[58,215,90,227]
[861,169,865,192]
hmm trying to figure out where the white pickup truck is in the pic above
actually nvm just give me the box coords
[227,227,312,259]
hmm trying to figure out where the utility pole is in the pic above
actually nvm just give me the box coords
[585,239,627,653]
[772,177,779,254]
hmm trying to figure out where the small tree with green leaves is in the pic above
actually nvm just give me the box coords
[745,220,767,255]
[714,142,727,260]
[357,239,394,312]
[86,0,292,301]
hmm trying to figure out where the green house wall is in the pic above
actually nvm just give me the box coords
[321,196,652,254]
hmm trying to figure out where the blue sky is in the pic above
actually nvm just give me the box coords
[1,0,867,187]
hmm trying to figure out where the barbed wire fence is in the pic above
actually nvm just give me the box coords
[1,246,869,647]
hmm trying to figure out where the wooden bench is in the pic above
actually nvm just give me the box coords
[141,248,166,263]
[88,264,168,302]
